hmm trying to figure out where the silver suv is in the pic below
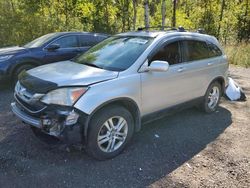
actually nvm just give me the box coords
[11,29,228,160]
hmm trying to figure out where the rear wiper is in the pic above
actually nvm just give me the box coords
[84,62,103,69]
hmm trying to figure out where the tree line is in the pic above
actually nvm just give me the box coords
[0,0,249,47]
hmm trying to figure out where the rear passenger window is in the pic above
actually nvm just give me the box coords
[182,40,210,62]
[150,41,181,65]
[52,35,78,48]
[207,43,222,57]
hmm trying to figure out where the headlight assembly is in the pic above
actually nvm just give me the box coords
[0,55,13,62]
[41,87,88,106]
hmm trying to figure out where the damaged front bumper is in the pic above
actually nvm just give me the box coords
[11,98,85,144]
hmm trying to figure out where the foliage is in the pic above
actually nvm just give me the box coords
[224,43,250,68]
[0,0,249,47]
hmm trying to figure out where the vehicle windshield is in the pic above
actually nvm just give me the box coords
[23,33,56,48]
[73,36,153,71]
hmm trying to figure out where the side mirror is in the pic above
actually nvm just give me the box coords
[146,60,169,72]
[45,44,60,51]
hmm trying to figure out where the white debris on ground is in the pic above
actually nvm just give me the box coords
[225,77,243,100]
[154,134,160,138]
[186,163,192,169]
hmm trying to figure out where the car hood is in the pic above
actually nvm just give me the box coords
[27,61,119,87]
[0,46,26,55]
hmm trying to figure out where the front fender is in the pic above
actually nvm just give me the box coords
[74,74,141,115]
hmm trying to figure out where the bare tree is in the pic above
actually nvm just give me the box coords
[217,0,225,37]
[132,0,138,30]
[161,0,166,29]
[144,0,150,29]
[172,0,177,28]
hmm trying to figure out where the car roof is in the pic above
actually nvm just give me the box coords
[116,29,219,45]
[117,31,166,38]
[50,32,109,37]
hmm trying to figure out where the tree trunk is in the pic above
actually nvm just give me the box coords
[10,0,16,13]
[172,0,177,28]
[217,0,225,38]
[245,0,249,16]
[65,0,69,31]
[144,0,150,29]
[104,1,110,30]
[161,0,166,30]
[132,0,137,30]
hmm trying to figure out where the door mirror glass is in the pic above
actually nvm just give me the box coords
[147,60,169,72]
[45,44,60,51]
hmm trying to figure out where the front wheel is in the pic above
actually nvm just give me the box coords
[201,81,222,113]
[86,105,134,160]
[13,64,34,84]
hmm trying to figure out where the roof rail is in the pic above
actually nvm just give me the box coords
[137,26,206,34]
[197,28,205,34]
[137,26,177,31]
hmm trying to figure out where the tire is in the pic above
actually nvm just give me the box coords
[86,105,134,160]
[13,64,34,84]
[201,81,222,113]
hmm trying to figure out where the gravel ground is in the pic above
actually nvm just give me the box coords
[0,65,249,188]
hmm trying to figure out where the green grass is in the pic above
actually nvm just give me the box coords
[224,43,250,68]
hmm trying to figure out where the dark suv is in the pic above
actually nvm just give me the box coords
[0,32,108,83]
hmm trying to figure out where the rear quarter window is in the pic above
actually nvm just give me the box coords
[207,43,223,57]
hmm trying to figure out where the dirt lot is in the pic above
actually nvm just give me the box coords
[0,66,249,188]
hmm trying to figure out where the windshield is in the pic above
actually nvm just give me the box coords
[74,36,153,71]
[23,33,56,48]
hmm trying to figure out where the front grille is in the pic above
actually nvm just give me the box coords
[15,94,46,112]
[14,81,46,115]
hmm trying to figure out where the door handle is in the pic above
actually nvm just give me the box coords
[177,67,185,72]
[208,62,214,66]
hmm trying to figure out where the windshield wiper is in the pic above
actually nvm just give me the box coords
[83,62,103,69]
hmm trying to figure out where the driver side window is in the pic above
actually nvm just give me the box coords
[51,35,78,48]
[150,41,181,65]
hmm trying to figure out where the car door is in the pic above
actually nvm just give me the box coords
[140,39,206,115]
[140,40,187,115]
[44,35,81,63]
[179,39,215,99]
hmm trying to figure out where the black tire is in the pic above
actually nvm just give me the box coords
[86,105,134,160]
[201,81,222,113]
[13,64,34,84]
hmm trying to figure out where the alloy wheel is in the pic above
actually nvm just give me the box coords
[97,116,128,153]
[207,86,220,110]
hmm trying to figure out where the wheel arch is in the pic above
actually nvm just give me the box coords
[9,58,41,79]
[208,76,225,95]
[82,97,141,142]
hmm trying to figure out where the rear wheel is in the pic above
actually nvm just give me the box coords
[201,81,222,113]
[86,105,134,160]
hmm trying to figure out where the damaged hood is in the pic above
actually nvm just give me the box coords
[20,61,118,93]
[28,61,118,86]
